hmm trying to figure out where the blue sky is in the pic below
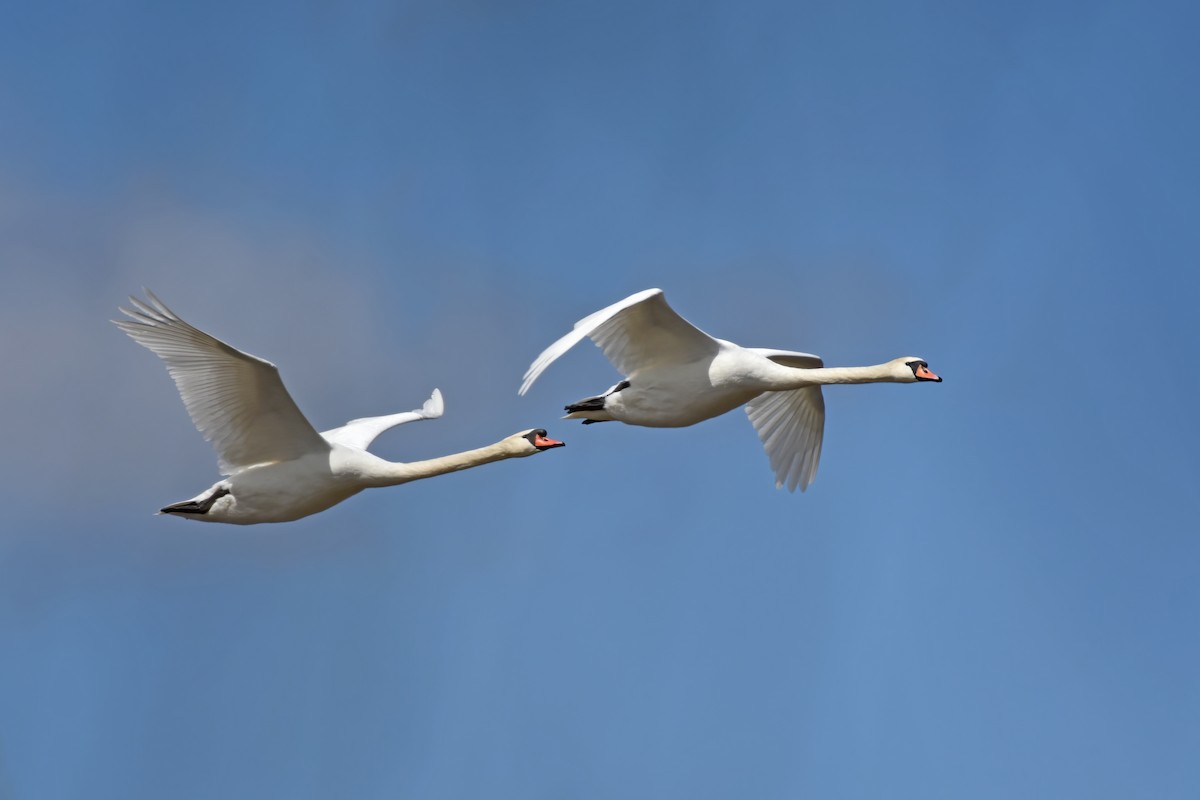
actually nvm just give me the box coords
[2,1,1198,798]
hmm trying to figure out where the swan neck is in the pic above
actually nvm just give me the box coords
[367,442,515,487]
[783,363,899,386]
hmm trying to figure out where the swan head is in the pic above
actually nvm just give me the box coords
[896,357,942,383]
[514,428,567,455]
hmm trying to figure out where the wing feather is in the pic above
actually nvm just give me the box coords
[113,290,328,474]
[745,386,825,492]
[519,289,719,394]
[320,388,444,451]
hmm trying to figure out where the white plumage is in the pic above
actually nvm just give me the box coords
[520,288,941,492]
[116,291,563,524]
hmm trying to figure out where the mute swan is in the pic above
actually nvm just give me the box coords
[115,291,565,524]
[519,288,940,492]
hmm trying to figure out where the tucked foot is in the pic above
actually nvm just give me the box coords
[564,379,630,416]
[565,396,606,414]
[161,486,230,516]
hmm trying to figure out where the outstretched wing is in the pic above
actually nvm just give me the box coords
[744,350,826,492]
[746,386,826,492]
[320,388,445,451]
[519,288,720,394]
[114,290,329,474]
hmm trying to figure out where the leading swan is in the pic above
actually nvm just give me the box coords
[519,288,939,492]
[116,291,564,524]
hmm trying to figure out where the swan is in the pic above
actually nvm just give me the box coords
[115,291,565,524]
[519,288,940,492]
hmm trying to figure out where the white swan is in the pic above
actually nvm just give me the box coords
[519,288,940,492]
[116,291,565,524]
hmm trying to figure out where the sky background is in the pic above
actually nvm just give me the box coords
[2,1,1198,798]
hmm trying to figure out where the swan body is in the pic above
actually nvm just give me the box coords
[116,291,564,524]
[519,288,940,492]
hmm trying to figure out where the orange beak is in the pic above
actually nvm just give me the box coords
[915,365,942,382]
[534,434,565,449]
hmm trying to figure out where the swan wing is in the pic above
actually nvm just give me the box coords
[320,388,444,451]
[749,348,824,369]
[520,288,719,394]
[745,386,825,492]
[114,290,329,474]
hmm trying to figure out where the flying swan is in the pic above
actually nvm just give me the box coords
[519,288,940,492]
[116,291,564,524]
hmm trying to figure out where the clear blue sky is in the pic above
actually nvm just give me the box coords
[2,1,1198,798]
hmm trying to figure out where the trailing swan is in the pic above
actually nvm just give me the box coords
[116,291,564,524]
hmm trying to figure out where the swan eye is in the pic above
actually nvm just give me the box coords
[906,360,928,377]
